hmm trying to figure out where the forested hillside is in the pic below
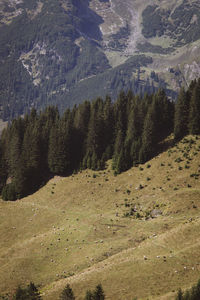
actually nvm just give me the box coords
[0,0,159,121]
[1,0,200,121]
[0,78,200,201]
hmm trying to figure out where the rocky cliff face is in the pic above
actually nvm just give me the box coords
[0,0,200,120]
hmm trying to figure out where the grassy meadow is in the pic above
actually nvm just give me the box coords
[1,135,200,299]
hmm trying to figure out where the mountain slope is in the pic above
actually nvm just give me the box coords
[1,0,200,120]
[1,135,200,299]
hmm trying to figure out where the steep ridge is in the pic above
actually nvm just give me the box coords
[1,135,200,299]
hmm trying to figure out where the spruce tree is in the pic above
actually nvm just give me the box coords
[13,286,27,300]
[48,118,71,175]
[59,284,75,300]
[188,79,200,135]
[26,282,41,300]
[93,284,105,300]
[139,101,157,163]
[112,129,124,171]
[176,288,183,300]
[174,87,189,140]
[84,290,93,300]
[22,123,41,192]
[0,142,7,193]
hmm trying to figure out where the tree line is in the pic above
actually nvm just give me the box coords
[0,282,105,300]
[0,78,200,201]
[2,277,200,299]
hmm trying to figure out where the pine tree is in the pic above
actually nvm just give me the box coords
[103,95,114,159]
[73,101,91,164]
[139,101,157,163]
[176,288,183,300]
[26,282,41,300]
[174,87,189,140]
[0,141,7,193]
[93,284,105,300]
[85,98,105,170]
[84,290,93,300]
[21,123,42,192]
[12,283,41,300]
[188,79,200,135]
[59,284,75,300]
[48,118,71,175]
[112,129,124,171]
[190,279,200,300]
[13,286,27,300]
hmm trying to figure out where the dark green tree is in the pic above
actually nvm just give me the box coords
[188,79,200,135]
[93,284,105,300]
[84,290,93,300]
[139,101,157,163]
[174,87,189,140]
[12,282,41,300]
[26,282,41,300]
[59,284,75,300]
[176,288,183,300]
[48,118,71,175]
[13,286,27,300]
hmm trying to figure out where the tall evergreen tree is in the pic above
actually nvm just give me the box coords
[84,290,93,300]
[188,79,200,134]
[0,141,7,193]
[59,284,75,300]
[139,100,158,163]
[26,282,41,300]
[174,87,189,140]
[93,284,105,300]
[48,118,71,175]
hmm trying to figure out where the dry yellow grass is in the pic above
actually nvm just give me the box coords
[1,135,200,299]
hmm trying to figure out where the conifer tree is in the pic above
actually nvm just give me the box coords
[103,95,114,159]
[124,100,142,167]
[59,284,75,300]
[48,118,71,175]
[73,101,91,162]
[26,282,41,300]
[85,98,105,169]
[93,284,105,300]
[0,142,7,193]
[188,79,200,134]
[22,123,41,191]
[84,290,93,300]
[174,87,189,140]
[139,101,157,163]
[176,288,183,300]
[13,286,27,300]
[112,129,124,171]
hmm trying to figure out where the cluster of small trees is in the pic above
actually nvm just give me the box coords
[0,88,174,200]
[176,279,200,300]
[0,282,105,300]
[60,284,105,300]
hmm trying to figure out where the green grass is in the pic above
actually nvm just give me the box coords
[1,135,200,299]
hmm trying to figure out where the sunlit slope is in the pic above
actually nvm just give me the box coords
[1,135,200,299]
